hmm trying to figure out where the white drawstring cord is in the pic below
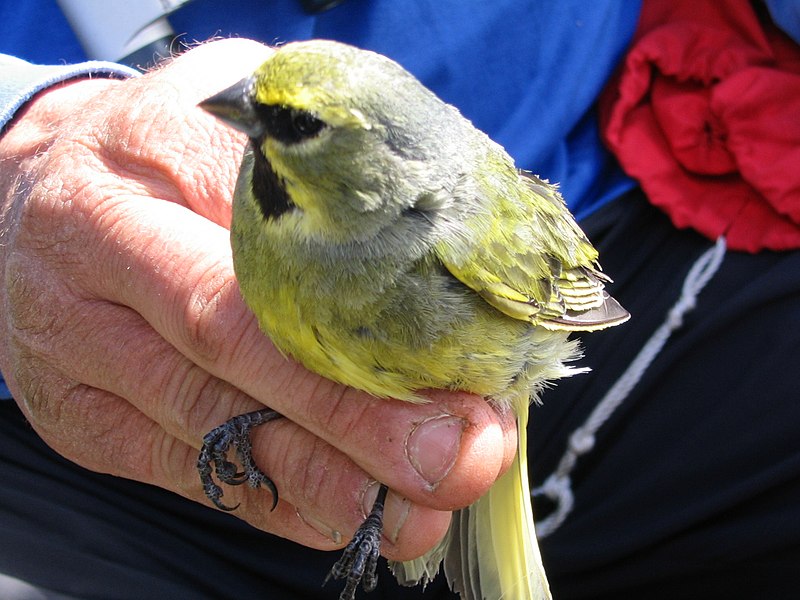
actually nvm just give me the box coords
[533,236,728,538]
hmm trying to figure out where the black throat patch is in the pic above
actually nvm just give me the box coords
[250,141,295,220]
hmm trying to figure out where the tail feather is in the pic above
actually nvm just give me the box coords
[390,537,446,589]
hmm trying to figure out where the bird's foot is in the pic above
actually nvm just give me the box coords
[197,408,283,511]
[325,484,388,600]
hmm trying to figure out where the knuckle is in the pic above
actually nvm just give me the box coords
[174,365,257,440]
[4,253,95,375]
[57,384,157,480]
[152,427,195,490]
[5,254,68,337]
[180,307,223,368]
[9,354,138,480]
[316,387,375,441]
[262,422,367,524]
[180,275,245,367]
[10,348,70,431]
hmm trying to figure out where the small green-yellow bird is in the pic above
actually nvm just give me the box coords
[199,40,628,600]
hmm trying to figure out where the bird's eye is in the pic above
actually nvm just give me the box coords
[292,111,325,137]
[257,104,327,145]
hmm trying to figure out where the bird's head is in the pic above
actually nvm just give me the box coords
[201,40,464,239]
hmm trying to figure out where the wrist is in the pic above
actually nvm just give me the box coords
[0,56,139,133]
[0,77,120,160]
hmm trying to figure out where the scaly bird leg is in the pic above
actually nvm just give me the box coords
[197,409,283,511]
[325,483,389,600]
[199,410,388,598]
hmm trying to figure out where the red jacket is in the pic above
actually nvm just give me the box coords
[601,0,800,252]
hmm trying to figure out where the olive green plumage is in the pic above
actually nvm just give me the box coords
[202,39,628,600]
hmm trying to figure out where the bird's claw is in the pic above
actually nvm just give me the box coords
[197,408,283,511]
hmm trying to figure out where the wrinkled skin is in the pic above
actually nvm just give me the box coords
[0,39,517,562]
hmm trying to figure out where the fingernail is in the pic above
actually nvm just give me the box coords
[362,481,410,545]
[296,509,342,545]
[406,414,466,487]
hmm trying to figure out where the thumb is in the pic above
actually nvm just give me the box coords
[152,37,275,103]
[101,38,275,227]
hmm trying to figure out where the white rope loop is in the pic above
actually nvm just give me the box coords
[533,237,727,538]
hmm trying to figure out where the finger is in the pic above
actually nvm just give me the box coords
[10,331,451,558]
[4,245,259,443]
[7,356,336,550]
[236,417,453,560]
[97,38,276,227]
[4,250,451,558]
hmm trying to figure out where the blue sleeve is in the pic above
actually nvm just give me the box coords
[0,54,139,132]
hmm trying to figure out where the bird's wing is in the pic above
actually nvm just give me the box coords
[435,172,629,331]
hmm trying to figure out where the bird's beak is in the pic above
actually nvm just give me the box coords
[199,75,265,139]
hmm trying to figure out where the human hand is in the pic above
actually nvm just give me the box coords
[0,39,518,561]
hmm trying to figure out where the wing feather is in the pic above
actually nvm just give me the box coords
[436,171,629,331]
